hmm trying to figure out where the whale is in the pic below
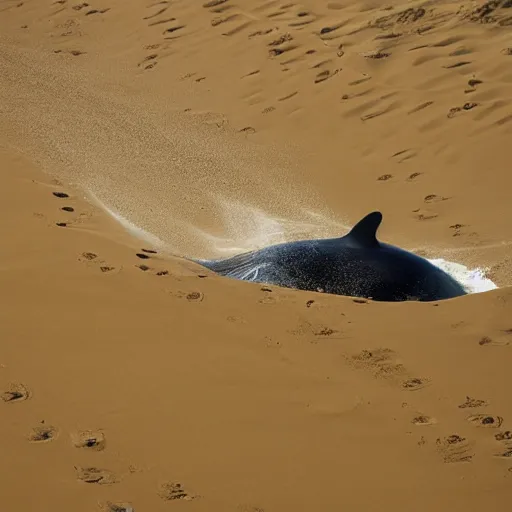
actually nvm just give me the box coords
[190,211,468,302]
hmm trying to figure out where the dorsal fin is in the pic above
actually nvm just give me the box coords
[344,211,382,247]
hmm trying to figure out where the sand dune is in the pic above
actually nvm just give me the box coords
[1,0,512,510]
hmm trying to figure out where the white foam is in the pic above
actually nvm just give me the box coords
[428,258,497,294]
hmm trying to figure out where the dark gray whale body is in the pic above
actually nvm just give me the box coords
[191,211,468,302]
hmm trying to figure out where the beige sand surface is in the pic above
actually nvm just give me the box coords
[1,0,512,510]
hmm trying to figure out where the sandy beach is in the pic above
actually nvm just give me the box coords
[1,0,512,510]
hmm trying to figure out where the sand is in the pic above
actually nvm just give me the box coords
[1,0,511,510]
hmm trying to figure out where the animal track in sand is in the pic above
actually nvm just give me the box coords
[1,383,31,403]
[436,434,474,463]
[72,429,106,451]
[28,424,59,443]
[76,466,118,485]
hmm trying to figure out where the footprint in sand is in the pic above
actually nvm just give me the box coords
[169,290,205,302]
[349,348,406,379]
[402,377,430,391]
[494,430,512,459]
[1,383,31,403]
[411,414,437,426]
[458,396,488,408]
[28,424,59,443]
[158,482,197,501]
[52,191,70,199]
[259,287,276,304]
[239,126,256,135]
[424,194,449,204]
[478,335,510,346]
[76,466,118,485]
[134,249,168,275]
[436,434,474,463]
[71,429,106,451]
[413,210,438,221]
[466,414,503,428]
[78,252,120,274]
[447,102,478,118]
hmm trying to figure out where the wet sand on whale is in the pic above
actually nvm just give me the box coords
[1,1,512,511]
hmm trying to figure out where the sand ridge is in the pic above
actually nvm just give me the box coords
[1,0,512,510]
